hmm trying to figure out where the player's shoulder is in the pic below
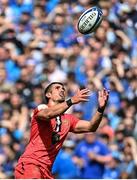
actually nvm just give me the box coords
[31,104,48,117]
[37,104,48,111]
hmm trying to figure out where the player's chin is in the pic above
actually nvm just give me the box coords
[58,97,65,103]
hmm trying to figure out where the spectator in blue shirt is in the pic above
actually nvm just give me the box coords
[103,151,122,179]
[74,133,112,179]
[52,140,80,179]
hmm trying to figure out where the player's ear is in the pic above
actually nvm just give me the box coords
[46,92,51,99]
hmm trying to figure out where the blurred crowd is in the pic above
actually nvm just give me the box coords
[0,0,137,179]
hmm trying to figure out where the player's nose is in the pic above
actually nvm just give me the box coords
[61,87,65,92]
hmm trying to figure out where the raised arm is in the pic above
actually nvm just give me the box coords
[73,88,109,133]
[36,88,90,121]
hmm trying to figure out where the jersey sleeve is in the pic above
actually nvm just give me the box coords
[69,114,80,132]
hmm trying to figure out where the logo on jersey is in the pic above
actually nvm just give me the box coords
[52,116,62,145]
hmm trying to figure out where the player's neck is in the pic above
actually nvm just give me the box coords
[47,100,60,107]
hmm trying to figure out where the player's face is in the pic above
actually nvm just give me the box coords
[49,84,66,103]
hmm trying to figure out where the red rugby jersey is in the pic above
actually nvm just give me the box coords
[17,104,79,172]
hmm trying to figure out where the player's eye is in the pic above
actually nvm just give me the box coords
[55,86,60,89]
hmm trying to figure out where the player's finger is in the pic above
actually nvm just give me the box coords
[81,88,90,94]
[103,88,109,96]
[102,88,106,97]
[81,93,91,98]
[80,98,89,102]
[81,88,90,92]
[101,90,104,97]
[103,89,109,101]
[105,89,110,97]
[98,90,101,97]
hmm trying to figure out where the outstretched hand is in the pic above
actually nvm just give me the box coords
[71,87,109,110]
[71,88,90,104]
[98,88,109,110]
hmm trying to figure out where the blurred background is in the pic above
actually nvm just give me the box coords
[0,0,137,179]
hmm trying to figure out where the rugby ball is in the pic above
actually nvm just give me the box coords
[77,6,103,34]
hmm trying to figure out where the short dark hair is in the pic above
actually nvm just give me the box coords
[44,82,64,103]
